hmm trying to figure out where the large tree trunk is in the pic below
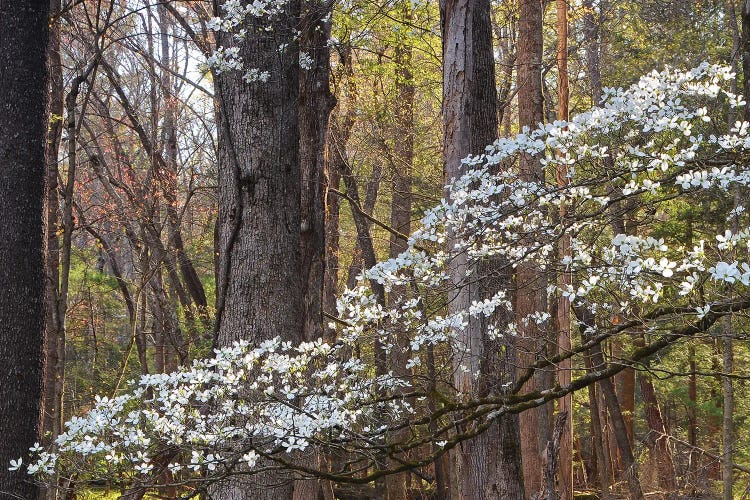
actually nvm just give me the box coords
[212,0,302,497]
[441,0,525,497]
[0,1,50,498]
[517,0,550,494]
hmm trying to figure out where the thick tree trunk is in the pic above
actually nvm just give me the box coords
[212,0,302,497]
[0,2,50,499]
[442,0,524,497]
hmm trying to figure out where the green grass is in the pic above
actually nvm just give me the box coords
[78,488,121,499]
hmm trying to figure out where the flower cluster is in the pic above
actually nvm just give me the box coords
[17,63,750,492]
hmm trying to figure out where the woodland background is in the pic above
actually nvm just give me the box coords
[0,0,748,499]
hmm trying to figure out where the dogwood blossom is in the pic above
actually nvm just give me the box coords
[16,63,750,495]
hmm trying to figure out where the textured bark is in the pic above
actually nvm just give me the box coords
[555,0,572,497]
[441,0,524,497]
[517,0,549,494]
[385,11,415,496]
[299,0,335,346]
[212,0,302,497]
[638,371,677,494]
[722,316,735,500]
[0,2,50,499]
[43,0,64,462]
[576,309,644,500]
[742,0,750,121]
[294,2,335,497]
[540,411,568,500]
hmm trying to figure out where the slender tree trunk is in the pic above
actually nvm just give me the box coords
[638,369,677,494]
[741,0,750,120]
[294,2,335,497]
[385,8,415,496]
[517,0,551,494]
[583,0,603,106]
[43,0,64,476]
[343,156,382,290]
[323,142,341,342]
[722,316,734,500]
[722,186,740,500]
[555,0,572,497]
[324,42,356,335]
[211,0,302,497]
[0,2,50,498]
[576,308,644,500]
[442,0,525,497]
[687,344,698,492]
[158,4,208,326]
[585,354,612,497]
[299,0,335,344]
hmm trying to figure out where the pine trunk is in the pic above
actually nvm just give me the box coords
[0,2,50,498]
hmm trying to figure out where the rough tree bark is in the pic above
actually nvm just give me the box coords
[43,0,65,462]
[385,6,415,496]
[0,1,50,499]
[576,308,644,500]
[211,0,302,497]
[294,1,335,498]
[441,0,525,497]
[555,0,573,497]
[517,0,550,494]
[741,0,750,121]
[299,0,336,346]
